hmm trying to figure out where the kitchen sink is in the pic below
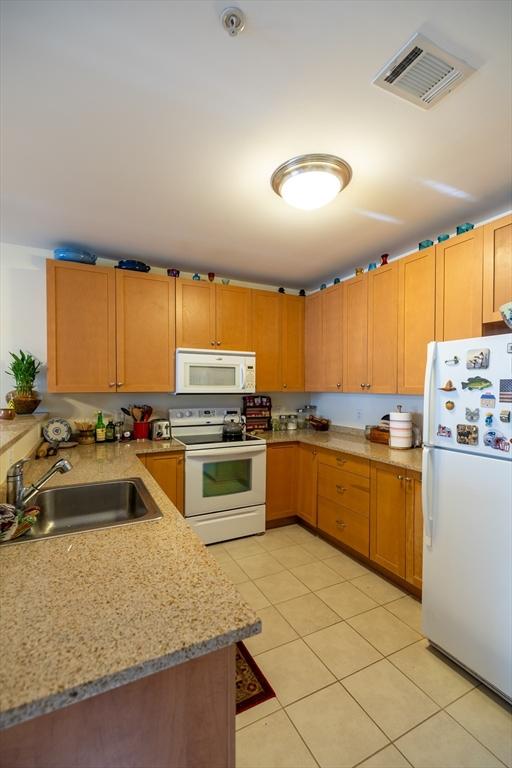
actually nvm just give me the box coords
[5,478,162,544]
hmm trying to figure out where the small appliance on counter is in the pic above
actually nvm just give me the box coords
[149,419,171,441]
[389,405,413,449]
[242,395,271,433]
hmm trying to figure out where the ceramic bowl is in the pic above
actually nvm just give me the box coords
[0,408,15,420]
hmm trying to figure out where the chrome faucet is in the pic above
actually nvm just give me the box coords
[6,458,72,508]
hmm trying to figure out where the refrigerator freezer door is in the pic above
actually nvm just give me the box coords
[424,334,512,458]
[422,447,512,699]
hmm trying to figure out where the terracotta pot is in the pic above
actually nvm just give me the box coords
[6,391,41,415]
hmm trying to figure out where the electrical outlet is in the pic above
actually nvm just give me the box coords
[356,409,363,421]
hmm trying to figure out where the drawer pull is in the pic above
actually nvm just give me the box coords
[336,457,346,464]
[336,519,347,528]
[335,485,346,493]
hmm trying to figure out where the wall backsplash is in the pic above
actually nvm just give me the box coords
[311,392,424,430]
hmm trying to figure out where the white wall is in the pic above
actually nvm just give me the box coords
[0,242,309,422]
[311,392,423,430]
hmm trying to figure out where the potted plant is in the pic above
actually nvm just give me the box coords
[5,350,42,414]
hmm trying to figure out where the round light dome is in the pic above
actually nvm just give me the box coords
[271,154,352,210]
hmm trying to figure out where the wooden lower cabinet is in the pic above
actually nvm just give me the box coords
[370,461,423,587]
[318,497,369,557]
[406,475,423,589]
[266,444,297,521]
[143,452,184,514]
[0,646,235,768]
[296,444,318,526]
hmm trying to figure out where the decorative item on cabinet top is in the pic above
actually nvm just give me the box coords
[54,247,97,265]
[116,260,150,272]
[167,268,180,277]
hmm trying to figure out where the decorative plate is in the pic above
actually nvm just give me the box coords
[43,418,72,443]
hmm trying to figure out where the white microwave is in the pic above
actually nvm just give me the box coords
[175,349,256,394]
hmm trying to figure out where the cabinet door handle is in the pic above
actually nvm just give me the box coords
[397,474,405,481]
[108,382,116,387]
[360,383,365,389]
[210,341,215,346]
[117,382,124,387]
[335,485,346,493]
[365,383,371,389]
[283,384,288,389]
[336,383,341,388]
[216,341,221,346]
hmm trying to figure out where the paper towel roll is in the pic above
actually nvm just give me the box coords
[389,408,412,449]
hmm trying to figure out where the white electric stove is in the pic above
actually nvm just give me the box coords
[169,408,266,545]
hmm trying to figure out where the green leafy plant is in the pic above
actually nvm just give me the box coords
[6,350,41,397]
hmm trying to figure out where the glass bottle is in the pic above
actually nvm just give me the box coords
[105,420,115,442]
[95,411,106,442]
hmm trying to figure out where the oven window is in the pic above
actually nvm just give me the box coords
[189,365,236,387]
[203,458,252,497]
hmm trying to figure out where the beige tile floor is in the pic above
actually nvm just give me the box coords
[208,525,512,768]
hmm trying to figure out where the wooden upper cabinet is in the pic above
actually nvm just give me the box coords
[266,443,297,521]
[322,284,343,391]
[215,285,252,350]
[368,263,398,393]
[397,247,436,395]
[115,271,175,392]
[47,261,116,392]
[435,227,483,340]
[175,279,216,349]
[251,290,282,391]
[483,214,512,323]
[342,273,368,393]
[370,461,407,578]
[305,291,323,391]
[281,295,305,391]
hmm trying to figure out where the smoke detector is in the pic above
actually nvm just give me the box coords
[373,33,475,109]
[221,7,245,37]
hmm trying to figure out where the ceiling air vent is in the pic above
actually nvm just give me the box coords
[373,33,475,109]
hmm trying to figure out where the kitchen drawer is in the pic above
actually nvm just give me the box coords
[318,464,369,516]
[318,496,369,557]
[318,449,369,479]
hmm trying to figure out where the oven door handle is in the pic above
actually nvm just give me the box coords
[185,445,266,459]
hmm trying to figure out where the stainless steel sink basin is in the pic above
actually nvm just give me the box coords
[5,478,162,544]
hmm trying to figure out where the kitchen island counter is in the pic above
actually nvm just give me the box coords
[0,439,260,730]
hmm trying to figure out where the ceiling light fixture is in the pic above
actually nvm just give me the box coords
[271,154,352,210]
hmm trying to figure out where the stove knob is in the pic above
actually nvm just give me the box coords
[175,412,182,418]
[185,410,193,417]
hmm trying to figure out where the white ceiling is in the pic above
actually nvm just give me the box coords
[1,0,511,288]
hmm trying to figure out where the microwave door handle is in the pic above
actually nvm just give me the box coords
[240,365,245,390]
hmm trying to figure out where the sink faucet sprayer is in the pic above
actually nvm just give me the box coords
[6,458,73,509]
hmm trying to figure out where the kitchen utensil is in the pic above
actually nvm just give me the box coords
[121,407,131,418]
[142,405,153,421]
[43,418,72,443]
[223,414,245,439]
[149,419,171,441]
[131,406,143,423]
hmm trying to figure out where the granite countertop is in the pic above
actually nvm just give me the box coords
[0,414,47,455]
[0,439,260,730]
[262,428,423,473]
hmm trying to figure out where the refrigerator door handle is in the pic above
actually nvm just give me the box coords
[423,341,436,446]
[422,447,434,548]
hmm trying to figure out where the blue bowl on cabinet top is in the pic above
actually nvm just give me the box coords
[116,260,151,272]
[54,248,97,265]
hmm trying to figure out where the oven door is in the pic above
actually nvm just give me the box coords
[185,445,266,517]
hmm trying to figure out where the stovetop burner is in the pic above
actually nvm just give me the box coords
[177,433,262,446]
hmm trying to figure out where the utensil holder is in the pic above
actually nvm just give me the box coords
[133,422,150,440]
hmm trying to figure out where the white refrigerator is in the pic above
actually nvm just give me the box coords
[422,333,512,701]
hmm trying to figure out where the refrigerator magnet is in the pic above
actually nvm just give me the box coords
[465,407,479,421]
[444,400,455,411]
[444,356,460,365]
[499,410,511,423]
[466,348,490,369]
[461,376,492,391]
[439,379,456,391]
[484,413,493,427]
[456,424,479,445]
[499,379,512,403]
[483,430,510,452]
[437,425,452,438]
[480,393,496,408]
